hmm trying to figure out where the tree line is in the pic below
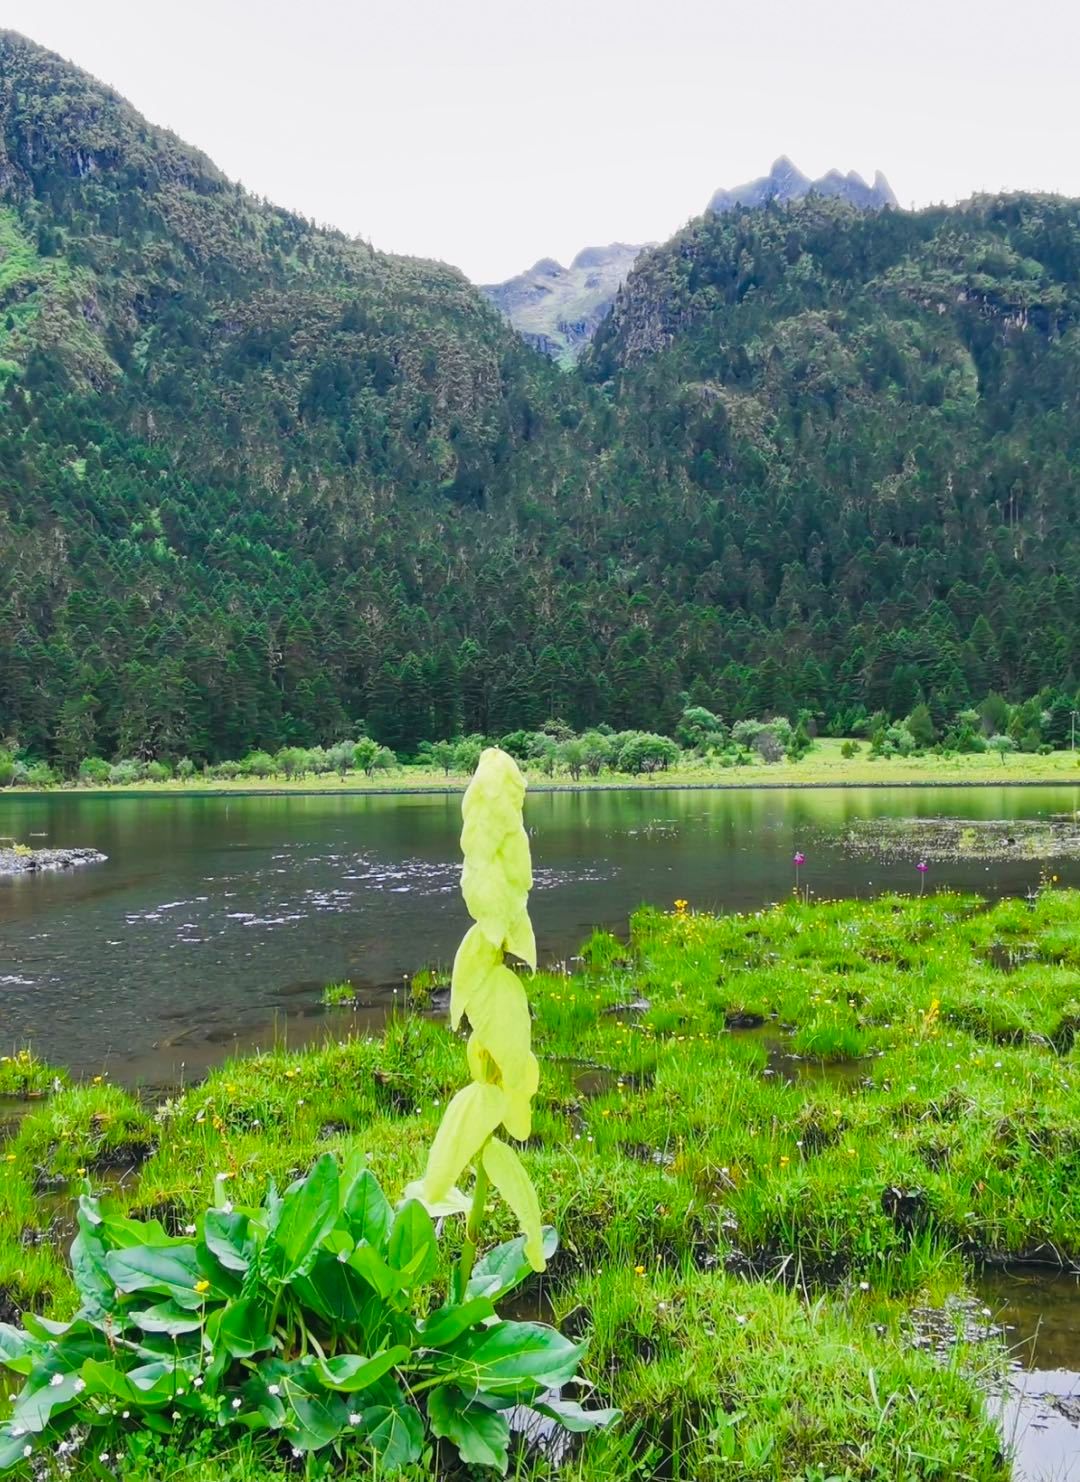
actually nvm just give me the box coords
[2,692,1075,787]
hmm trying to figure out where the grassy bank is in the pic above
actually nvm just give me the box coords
[3,739,1080,798]
[6,888,1080,1476]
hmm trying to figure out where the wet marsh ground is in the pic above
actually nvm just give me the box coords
[4,889,1080,1478]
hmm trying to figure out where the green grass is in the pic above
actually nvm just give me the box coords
[7,738,1080,796]
[6,889,1080,1475]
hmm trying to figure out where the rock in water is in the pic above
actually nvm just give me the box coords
[0,847,107,876]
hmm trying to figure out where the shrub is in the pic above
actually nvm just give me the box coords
[78,757,111,786]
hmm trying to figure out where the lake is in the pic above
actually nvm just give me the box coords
[1,785,1078,1083]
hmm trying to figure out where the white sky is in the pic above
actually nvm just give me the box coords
[6,0,1080,283]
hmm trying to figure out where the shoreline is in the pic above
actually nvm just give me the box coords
[2,776,1080,801]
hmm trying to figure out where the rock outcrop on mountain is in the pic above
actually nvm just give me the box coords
[480,243,647,365]
[707,156,897,214]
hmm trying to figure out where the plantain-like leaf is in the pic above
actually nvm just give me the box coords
[0,1323,37,1375]
[129,1300,204,1336]
[419,1297,496,1348]
[105,1243,206,1308]
[466,1227,558,1302]
[481,1139,546,1271]
[360,1399,425,1471]
[428,1384,511,1471]
[340,1161,392,1251]
[442,1320,583,1399]
[386,1201,439,1287]
[534,1395,623,1432]
[203,1208,256,1273]
[315,1346,409,1392]
[261,1152,339,1283]
[284,1369,350,1450]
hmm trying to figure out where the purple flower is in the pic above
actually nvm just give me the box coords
[917,861,928,873]
[793,852,806,867]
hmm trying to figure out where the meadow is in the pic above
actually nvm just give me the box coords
[6,739,1079,797]
[5,886,1080,1477]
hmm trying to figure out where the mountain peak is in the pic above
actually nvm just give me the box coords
[708,158,896,215]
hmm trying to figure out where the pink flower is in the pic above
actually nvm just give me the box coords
[793,852,806,867]
[917,861,928,873]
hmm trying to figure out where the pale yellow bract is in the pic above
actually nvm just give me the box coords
[406,748,545,1269]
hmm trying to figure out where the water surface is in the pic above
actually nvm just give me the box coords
[1,785,1076,1082]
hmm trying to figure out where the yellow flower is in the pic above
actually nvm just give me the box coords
[673,899,688,913]
[194,1279,210,1294]
[634,1265,646,1276]
[779,1156,790,1166]
[4,1153,15,1163]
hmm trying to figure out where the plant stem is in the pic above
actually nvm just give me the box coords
[456,1158,490,1300]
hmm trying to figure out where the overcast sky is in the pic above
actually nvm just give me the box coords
[7,0,1080,283]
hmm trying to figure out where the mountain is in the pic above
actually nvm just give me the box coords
[1,30,1078,766]
[482,161,895,362]
[707,155,898,214]
[480,242,647,365]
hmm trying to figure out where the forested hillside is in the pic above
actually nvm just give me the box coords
[1,30,1078,765]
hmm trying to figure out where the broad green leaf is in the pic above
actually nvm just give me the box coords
[315,1346,409,1392]
[360,1400,424,1471]
[341,1164,392,1251]
[293,1251,385,1330]
[216,1297,274,1358]
[203,1209,256,1273]
[387,1201,438,1287]
[0,1426,33,1470]
[11,1370,83,1430]
[420,1297,496,1348]
[419,1082,505,1203]
[0,1322,38,1375]
[105,1243,205,1308]
[534,1396,622,1432]
[466,1227,558,1302]
[79,1359,139,1403]
[286,1371,350,1451]
[129,1300,204,1336]
[444,1321,583,1398]
[481,1138,545,1271]
[428,1384,510,1470]
[70,1200,116,1319]
[262,1153,339,1282]
[348,1241,404,1300]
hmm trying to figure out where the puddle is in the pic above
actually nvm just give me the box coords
[731,1024,869,1089]
[986,942,1039,973]
[977,1267,1080,1481]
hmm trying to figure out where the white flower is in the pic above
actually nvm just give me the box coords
[292,1449,302,1459]
[349,1412,361,1424]
[184,1224,197,1235]
[73,1377,86,1394]
[859,1281,870,1291]
[50,1372,65,1387]
[193,1377,203,1389]
[268,1384,280,1396]
[99,1454,110,1464]
[231,1397,242,1409]
[172,1410,180,1420]
[22,1446,31,1459]
[222,1201,234,1214]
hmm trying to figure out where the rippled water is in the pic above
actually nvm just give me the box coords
[0,785,1077,1082]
